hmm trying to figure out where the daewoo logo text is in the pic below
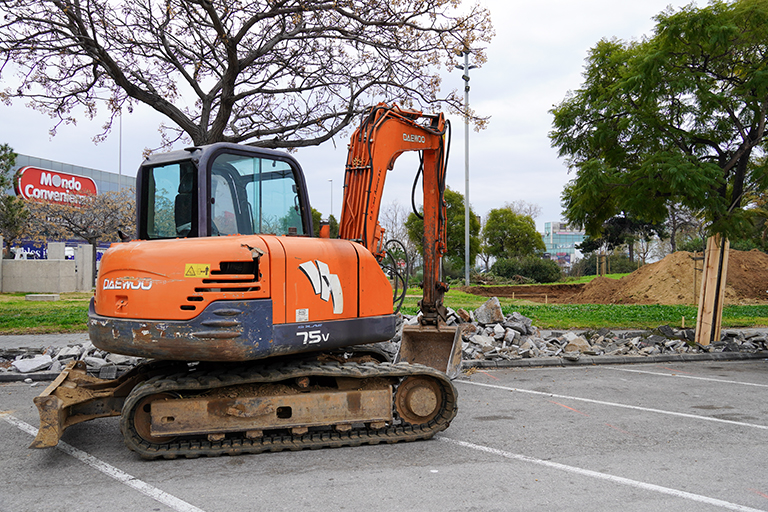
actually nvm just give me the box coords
[103,278,153,291]
[403,133,426,144]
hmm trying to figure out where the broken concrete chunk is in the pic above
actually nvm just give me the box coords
[84,356,109,368]
[12,355,53,373]
[564,336,591,353]
[503,321,527,335]
[474,297,504,325]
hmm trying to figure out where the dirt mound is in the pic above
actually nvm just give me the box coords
[458,283,584,303]
[572,249,768,305]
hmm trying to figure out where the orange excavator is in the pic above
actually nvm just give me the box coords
[30,104,463,459]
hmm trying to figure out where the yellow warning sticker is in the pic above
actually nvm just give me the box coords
[184,264,211,278]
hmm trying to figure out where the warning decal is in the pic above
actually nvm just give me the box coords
[184,264,211,278]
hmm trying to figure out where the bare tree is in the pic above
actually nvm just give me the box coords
[0,0,493,149]
[380,200,419,276]
[26,188,136,278]
[505,200,542,220]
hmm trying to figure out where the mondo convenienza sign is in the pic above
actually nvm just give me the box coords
[15,167,98,206]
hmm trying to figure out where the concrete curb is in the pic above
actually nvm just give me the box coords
[0,372,62,383]
[462,351,768,370]
[3,351,768,383]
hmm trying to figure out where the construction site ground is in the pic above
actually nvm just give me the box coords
[461,249,768,305]
[3,358,768,512]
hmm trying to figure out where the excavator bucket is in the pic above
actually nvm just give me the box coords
[29,360,165,449]
[398,324,464,379]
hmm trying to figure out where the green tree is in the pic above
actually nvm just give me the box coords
[405,188,480,275]
[311,208,339,238]
[550,0,768,240]
[0,0,492,148]
[0,143,29,256]
[482,207,545,259]
[578,214,666,262]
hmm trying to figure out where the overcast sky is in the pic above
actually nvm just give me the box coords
[0,0,694,231]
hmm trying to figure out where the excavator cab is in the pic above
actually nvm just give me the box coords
[137,144,312,240]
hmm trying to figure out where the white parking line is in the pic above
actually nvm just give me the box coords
[602,366,768,388]
[1,414,206,512]
[458,380,768,430]
[438,437,765,512]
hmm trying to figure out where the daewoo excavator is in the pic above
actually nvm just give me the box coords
[30,104,463,459]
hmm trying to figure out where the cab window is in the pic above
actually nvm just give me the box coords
[209,153,305,236]
[144,161,197,239]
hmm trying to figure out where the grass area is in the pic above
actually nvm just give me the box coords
[1,288,767,334]
[0,292,91,334]
[559,273,630,284]
[401,289,768,330]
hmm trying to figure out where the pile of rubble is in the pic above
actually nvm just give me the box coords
[3,296,767,379]
[451,297,768,363]
[0,342,141,379]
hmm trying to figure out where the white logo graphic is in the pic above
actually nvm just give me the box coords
[298,260,344,314]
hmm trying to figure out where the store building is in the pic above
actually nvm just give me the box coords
[4,154,134,259]
[13,154,134,195]
[542,221,585,267]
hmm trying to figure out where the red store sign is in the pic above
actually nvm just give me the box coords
[15,167,98,206]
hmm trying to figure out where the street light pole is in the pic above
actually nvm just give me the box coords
[328,179,333,220]
[456,50,477,287]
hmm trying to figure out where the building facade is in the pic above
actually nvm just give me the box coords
[13,154,134,194]
[542,221,585,267]
[4,154,134,258]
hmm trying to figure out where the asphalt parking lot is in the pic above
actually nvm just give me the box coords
[2,359,767,512]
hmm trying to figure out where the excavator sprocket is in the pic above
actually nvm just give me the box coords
[120,360,458,459]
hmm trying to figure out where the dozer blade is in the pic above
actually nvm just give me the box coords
[29,360,168,449]
[398,323,463,379]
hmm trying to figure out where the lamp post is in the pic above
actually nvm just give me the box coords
[456,50,477,286]
[328,179,333,220]
[118,110,122,190]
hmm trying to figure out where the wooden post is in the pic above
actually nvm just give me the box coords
[695,235,729,346]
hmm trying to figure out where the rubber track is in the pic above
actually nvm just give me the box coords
[120,360,458,459]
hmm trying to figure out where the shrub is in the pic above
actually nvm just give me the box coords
[492,256,563,284]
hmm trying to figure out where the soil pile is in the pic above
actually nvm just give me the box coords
[572,249,768,305]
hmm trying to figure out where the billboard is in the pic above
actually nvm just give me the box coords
[15,166,98,206]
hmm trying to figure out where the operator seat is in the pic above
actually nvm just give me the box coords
[174,172,194,236]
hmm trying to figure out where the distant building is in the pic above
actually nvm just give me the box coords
[3,154,134,258]
[542,221,585,267]
[12,154,134,194]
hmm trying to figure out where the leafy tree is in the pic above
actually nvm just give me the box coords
[405,188,480,274]
[577,214,666,262]
[0,144,29,256]
[550,0,768,240]
[0,0,492,149]
[482,207,545,260]
[311,208,338,238]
